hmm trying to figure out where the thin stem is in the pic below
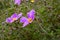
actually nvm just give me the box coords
[35,16,48,34]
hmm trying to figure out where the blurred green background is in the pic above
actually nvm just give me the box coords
[0,0,60,40]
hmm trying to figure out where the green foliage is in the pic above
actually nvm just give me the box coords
[0,0,60,40]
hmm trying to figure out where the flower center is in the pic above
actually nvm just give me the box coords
[12,18,17,21]
[28,18,32,23]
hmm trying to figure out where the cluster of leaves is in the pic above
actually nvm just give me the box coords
[0,0,60,40]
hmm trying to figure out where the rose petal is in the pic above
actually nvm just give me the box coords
[27,9,35,20]
[14,0,21,5]
[22,21,29,27]
[6,17,13,23]
[20,17,28,23]
[11,13,18,18]
[17,12,22,18]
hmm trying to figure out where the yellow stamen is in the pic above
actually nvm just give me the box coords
[28,18,33,23]
[31,0,34,3]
